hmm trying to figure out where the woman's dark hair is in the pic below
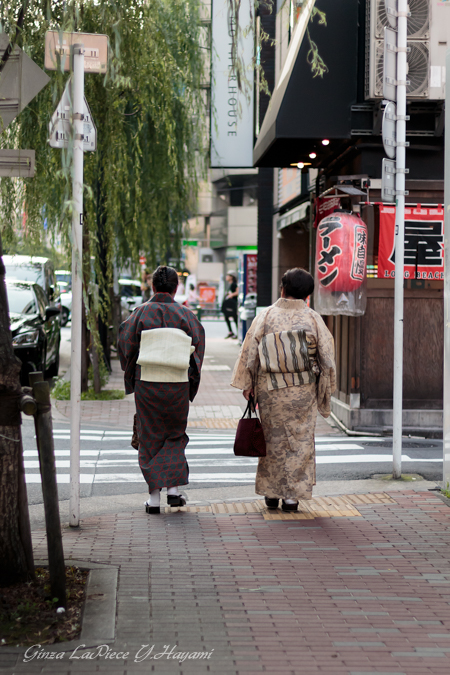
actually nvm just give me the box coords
[152,265,179,294]
[280,267,314,300]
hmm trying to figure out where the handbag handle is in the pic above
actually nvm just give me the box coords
[241,393,257,420]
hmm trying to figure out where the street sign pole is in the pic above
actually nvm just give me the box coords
[45,30,107,526]
[392,0,408,479]
[69,45,84,528]
[443,48,450,492]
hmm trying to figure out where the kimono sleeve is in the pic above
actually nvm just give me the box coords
[230,312,266,391]
[313,312,336,418]
[187,314,205,401]
[118,312,141,394]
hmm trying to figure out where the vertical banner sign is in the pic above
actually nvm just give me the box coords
[245,253,257,294]
[378,205,445,280]
[210,0,254,168]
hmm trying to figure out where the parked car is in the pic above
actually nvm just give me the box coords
[118,278,143,313]
[59,289,72,326]
[3,255,61,319]
[55,269,71,289]
[7,280,61,384]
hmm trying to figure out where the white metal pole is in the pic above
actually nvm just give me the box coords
[69,44,84,527]
[443,48,450,492]
[392,0,407,479]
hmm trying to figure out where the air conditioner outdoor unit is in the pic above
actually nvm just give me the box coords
[366,0,449,101]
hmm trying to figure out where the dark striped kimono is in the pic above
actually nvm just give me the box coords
[118,293,205,490]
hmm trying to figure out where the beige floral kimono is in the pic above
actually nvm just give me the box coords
[231,298,336,500]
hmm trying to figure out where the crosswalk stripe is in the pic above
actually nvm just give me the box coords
[316,454,441,464]
[24,453,441,471]
[25,473,257,484]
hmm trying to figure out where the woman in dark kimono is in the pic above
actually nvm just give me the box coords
[118,266,205,513]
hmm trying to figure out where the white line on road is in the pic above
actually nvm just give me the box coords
[24,473,257,484]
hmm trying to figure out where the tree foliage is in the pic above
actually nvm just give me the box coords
[0,0,207,279]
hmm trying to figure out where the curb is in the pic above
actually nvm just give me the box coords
[0,560,118,660]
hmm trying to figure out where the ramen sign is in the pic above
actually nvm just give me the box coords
[315,211,367,292]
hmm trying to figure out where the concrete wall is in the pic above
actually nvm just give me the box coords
[227,206,257,247]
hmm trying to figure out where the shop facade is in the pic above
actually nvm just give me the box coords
[253,0,447,435]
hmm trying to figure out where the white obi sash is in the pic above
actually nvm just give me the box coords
[137,327,194,382]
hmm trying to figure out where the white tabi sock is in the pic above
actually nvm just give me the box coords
[145,489,160,507]
[284,498,298,504]
[167,486,180,496]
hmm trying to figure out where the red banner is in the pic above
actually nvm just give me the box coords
[199,286,216,303]
[314,196,341,228]
[245,253,257,294]
[378,205,444,280]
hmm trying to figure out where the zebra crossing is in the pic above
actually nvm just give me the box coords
[23,427,442,491]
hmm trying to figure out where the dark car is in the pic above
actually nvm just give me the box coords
[3,254,61,318]
[7,280,61,384]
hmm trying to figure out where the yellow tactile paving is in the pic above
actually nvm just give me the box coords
[161,493,396,517]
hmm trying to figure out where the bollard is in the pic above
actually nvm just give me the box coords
[196,304,202,322]
[31,378,66,608]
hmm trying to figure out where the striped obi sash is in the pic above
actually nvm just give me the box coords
[258,329,319,391]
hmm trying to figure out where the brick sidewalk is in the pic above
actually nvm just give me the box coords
[4,490,450,674]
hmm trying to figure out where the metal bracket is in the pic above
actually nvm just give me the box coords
[73,113,84,121]
[384,112,410,122]
[74,133,84,141]
[383,139,410,149]
[394,168,410,174]
[386,7,411,19]
[386,43,411,53]
[397,190,410,195]
[385,77,411,87]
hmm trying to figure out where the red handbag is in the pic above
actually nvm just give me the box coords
[234,395,266,457]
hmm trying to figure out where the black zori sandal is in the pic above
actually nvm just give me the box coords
[265,497,279,509]
[281,500,299,512]
[145,504,160,514]
[167,494,186,507]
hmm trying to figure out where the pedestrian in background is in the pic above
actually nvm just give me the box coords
[141,269,152,301]
[186,283,199,309]
[119,265,205,513]
[221,271,238,339]
[231,268,336,511]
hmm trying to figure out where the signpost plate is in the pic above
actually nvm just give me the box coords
[382,101,397,159]
[0,149,35,177]
[0,34,50,131]
[383,26,397,102]
[48,79,96,151]
[45,31,108,73]
[381,158,396,203]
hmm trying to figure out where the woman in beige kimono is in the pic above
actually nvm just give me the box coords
[231,268,336,512]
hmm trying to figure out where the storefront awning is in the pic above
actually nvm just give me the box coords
[277,201,310,231]
[253,0,359,168]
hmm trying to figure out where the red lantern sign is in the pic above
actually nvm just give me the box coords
[315,211,367,292]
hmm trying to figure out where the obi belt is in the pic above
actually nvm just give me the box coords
[258,329,319,391]
[137,327,195,382]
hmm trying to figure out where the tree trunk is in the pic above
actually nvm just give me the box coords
[0,231,35,585]
[81,299,89,393]
[91,335,102,394]
[81,225,90,392]
[96,169,111,374]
